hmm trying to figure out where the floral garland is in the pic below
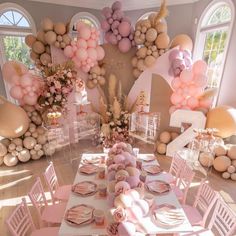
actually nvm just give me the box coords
[38,61,76,114]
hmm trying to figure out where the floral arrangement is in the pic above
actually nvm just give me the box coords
[95,74,134,148]
[38,62,76,114]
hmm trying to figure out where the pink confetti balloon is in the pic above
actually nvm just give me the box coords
[96,46,105,60]
[87,48,97,60]
[109,33,118,45]
[101,20,110,31]
[192,60,207,75]
[76,21,86,31]
[170,92,183,105]
[118,21,131,37]
[76,48,88,60]
[80,26,91,40]
[10,85,23,99]
[64,45,74,58]
[77,38,87,48]
[20,74,32,87]
[118,38,131,53]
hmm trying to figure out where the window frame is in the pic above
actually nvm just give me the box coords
[69,12,103,43]
[0,3,35,102]
[193,0,235,104]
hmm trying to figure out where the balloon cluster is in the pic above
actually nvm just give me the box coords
[169,60,211,114]
[101,1,135,53]
[64,22,105,73]
[132,1,170,78]
[106,142,151,236]
[2,61,42,105]
[87,65,106,89]
[25,17,71,68]
[0,105,55,167]
[169,48,193,77]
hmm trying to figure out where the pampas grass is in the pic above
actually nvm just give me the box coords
[108,74,117,104]
[113,97,121,120]
[154,0,169,25]
[99,96,109,123]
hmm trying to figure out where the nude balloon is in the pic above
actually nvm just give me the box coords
[10,86,23,99]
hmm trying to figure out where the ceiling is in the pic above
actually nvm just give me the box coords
[28,0,200,11]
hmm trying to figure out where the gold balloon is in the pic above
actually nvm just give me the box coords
[145,28,158,42]
[0,97,29,138]
[41,17,54,32]
[170,34,193,51]
[54,22,66,35]
[25,34,37,48]
[206,106,236,138]
[144,55,156,67]
[155,33,170,49]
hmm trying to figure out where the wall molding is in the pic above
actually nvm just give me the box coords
[28,0,200,11]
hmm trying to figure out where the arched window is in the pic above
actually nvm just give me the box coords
[0,3,35,101]
[194,0,234,89]
[69,12,102,43]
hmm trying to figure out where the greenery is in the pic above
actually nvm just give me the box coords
[3,35,33,68]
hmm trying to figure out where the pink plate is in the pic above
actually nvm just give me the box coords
[79,164,98,175]
[82,157,101,165]
[142,165,162,175]
[65,204,95,226]
[145,180,170,194]
[72,181,97,197]
[139,155,156,162]
[151,203,185,228]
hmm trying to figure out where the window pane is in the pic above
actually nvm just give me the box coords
[13,11,23,24]
[3,35,33,68]
[0,15,12,25]
[3,11,14,24]
[17,17,30,27]
[0,10,30,27]
[207,5,231,26]
[202,29,228,88]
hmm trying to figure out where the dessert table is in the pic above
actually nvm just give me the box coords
[58,153,193,236]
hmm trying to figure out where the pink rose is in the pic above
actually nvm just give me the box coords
[113,207,127,223]
[107,222,119,236]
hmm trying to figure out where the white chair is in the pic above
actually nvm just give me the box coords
[6,198,59,236]
[182,180,219,226]
[44,161,71,204]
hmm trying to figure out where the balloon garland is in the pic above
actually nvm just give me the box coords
[132,0,170,78]
[101,1,135,53]
[64,22,105,73]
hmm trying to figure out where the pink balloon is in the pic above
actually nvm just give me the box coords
[20,74,32,87]
[118,21,131,37]
[187,96,199,109]
[171,77,182,89]
[111,20,120,30]
[76,48,88,60]
[193,60,207,75]
[76,21,86,31]
[87,39,97,48]
[112,1,122,11]
[10,85,23,99]
[64,45,74,58]
[109,33,118,45]
[79,26,91,40]
[101,20,110,32]
[105,32,112,42]
[102,7,112,18]
[199,98,212,108]
[71,41,76,46]
[122,16,131,24]
[180,69,193,84]
[82,65,90,73]
[23,93,38,105]
[188,85,203,97]
[169,49,182,61]
[170,93,183,105]
[77,38,87,48]
[176,88,183,95]
[26,86,32,92]
[73,57,81,68]
[87,48,97,60]
[114,10,123,20]
[11,75,20,85]
[108,18,113,25]
[193,74,208,88]
[96,46,105,60]
[118,38,131,53]
[116,34,122,41]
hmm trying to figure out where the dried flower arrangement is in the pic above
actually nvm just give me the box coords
[93,74,134,147]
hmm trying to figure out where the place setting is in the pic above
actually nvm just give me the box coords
[142,164,163,175]
[145,180,171,195]
[71,181,97,197]
[79,164,99,175]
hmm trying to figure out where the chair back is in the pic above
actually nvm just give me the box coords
[177,163,195,204]
[169,153,186,181]
[44,162,59,203]
[6,198,35,236]
[208,198,236,236]
[193,181,219,226]
[28,177,48,226]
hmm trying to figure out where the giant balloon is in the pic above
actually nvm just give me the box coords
[0,96,29,138]
[206,106,236,138]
